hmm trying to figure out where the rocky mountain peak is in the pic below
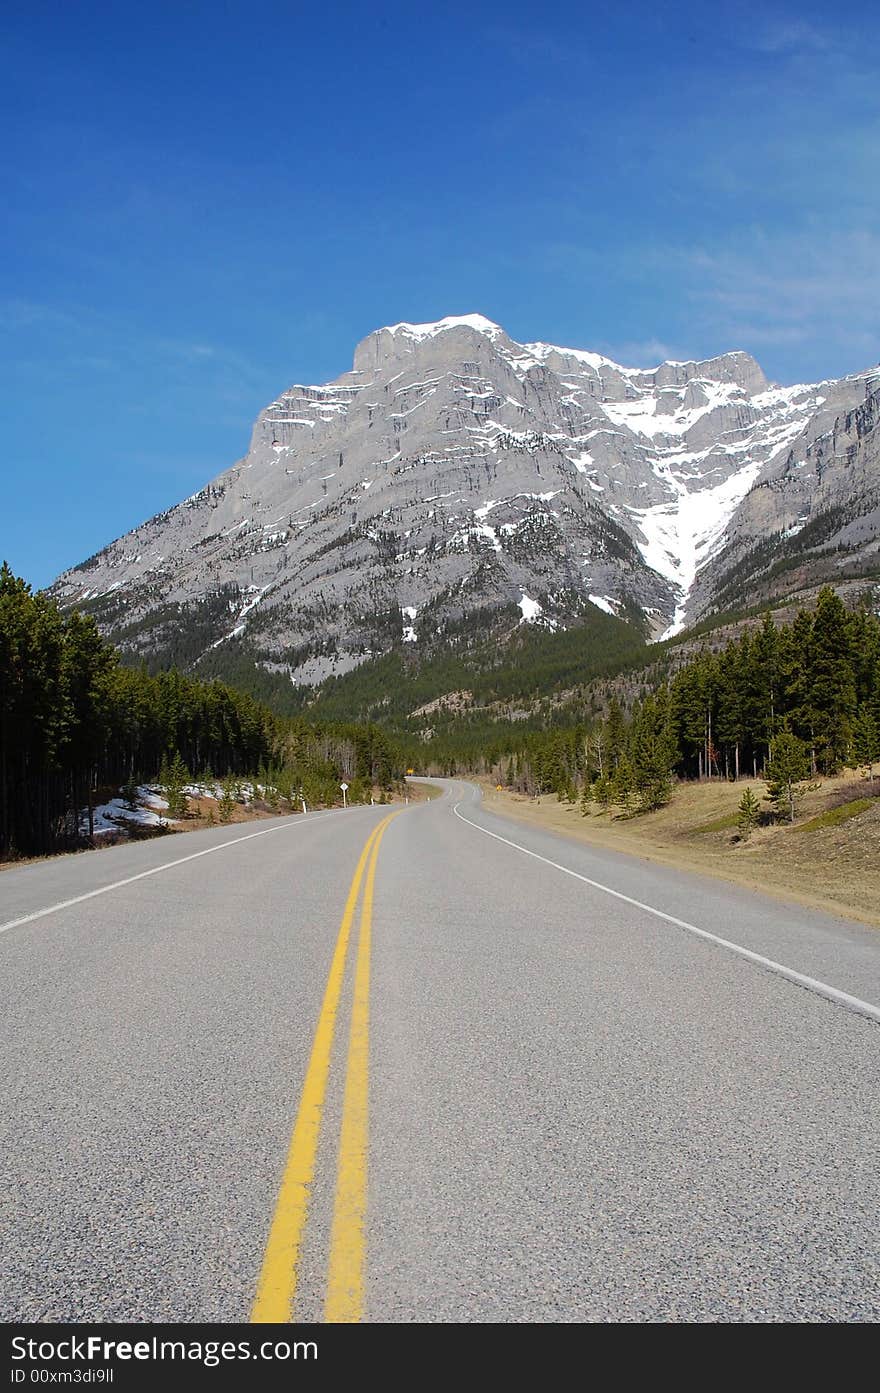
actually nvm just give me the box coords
[52,316,879,685]
[353,314,510,373]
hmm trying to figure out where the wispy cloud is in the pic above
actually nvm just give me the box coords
[2,296,269,392]
[749,19,835,54]
[669,227,880,376]
[0,299,80,331]
[531,219,880,381]
[597,337,681,369]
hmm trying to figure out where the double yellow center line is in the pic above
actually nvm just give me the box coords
[252,812,400,1324]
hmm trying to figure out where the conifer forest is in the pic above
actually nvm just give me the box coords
[0,564,399,858]
[494,588,880,813]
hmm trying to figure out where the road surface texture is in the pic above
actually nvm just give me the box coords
[1,781,878,1323]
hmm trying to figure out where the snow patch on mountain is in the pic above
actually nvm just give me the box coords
[518,593,542,623]
[600,379,743,439]
[588,594,619,616]
[385,314,505,342]
[631,461,766,637]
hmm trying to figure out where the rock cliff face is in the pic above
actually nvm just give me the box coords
[688,373,880,616]
[52,314,880,678]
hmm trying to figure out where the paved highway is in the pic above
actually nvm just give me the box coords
[1,780,878,1322]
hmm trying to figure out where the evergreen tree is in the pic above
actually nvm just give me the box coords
[852,709,879,786]
[630,691,675,812]
[807,587,857,771]
[737,787,760,841]
[785,612,818,758]
[122,777,140,812]
[591,775,612,811]
[750,611,780,762]
[765,731,810,824]
[166,752,190,818]
[604,698,627,771]
[347,775,367,805]
[610,754,636,814]
[217,777,236,823]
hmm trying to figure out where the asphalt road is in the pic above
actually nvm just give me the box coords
[1,780,878,1323]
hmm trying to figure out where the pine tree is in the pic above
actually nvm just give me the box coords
[604,698,627,771]
[161,751,190,819]
[122,777,140,812]
[591,775,611,811]
[765,731,810,824]
[852,709,879,786]
[559,778,577,804]
[737,787,760,841]
[611,754,636,815]
[630,691,675,812]
[807,587,857,772]
[750,611,780,762]
[778,609,814,751]
[217,777,236,823]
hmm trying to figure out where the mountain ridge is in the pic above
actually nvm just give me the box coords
[52,313,880,685]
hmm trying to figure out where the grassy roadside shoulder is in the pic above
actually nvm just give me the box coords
[405,780,442,801]
[476,773,880,928]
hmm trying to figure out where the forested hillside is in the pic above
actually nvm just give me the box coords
[0,564,400,859]
[310,601,648,721]
[477,589,880,817]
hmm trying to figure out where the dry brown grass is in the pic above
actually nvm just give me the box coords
[404,781,442,802]
[478,770,880,928]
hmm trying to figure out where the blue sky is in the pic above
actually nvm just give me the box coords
[3,0,878,588]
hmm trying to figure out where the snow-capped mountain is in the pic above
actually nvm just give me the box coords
[53,314,880,679]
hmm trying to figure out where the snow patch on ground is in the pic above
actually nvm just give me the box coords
[81,786,178,837]
[82,780,271,838]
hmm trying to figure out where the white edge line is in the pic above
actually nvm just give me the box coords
[452,796,880,1028]
[0,812,339,937]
